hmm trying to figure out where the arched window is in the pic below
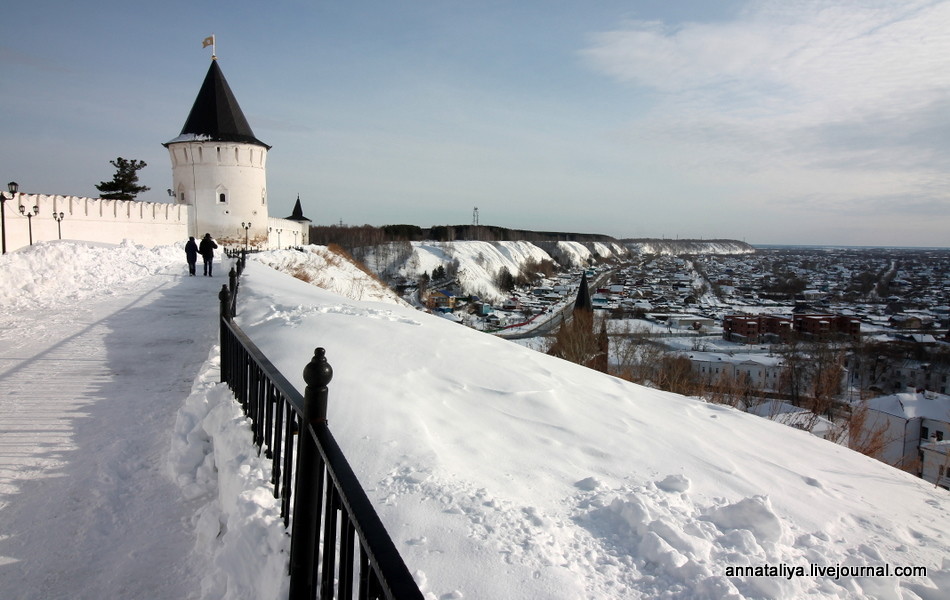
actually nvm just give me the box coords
[219,193,227,204]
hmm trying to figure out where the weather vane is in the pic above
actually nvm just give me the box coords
[202,34,216,60]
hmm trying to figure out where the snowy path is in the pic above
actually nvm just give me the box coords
[0,269,222,600]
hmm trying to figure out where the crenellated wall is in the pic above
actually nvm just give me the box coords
[0,193,308,253]
[1,193,190,252]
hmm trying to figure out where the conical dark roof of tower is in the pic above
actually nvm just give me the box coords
[167,60,270,148]
[285,195,311,222]
[574,272,593,313]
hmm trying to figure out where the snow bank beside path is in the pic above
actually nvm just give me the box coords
[167,349,290,600]
[0,239,186,309]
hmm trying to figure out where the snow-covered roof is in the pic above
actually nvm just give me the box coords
[868,392,950,422]
[687,351,784,367]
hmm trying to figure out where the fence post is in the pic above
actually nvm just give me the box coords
[219,285,231,384]
[289,348,333,599]
[219,285,231,322]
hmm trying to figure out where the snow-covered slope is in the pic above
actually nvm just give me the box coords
[232,255,948,599]
[625,239,755,256]
[365,240,628,301]
[250,246,405,305]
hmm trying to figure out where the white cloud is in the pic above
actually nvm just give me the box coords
[581,0,950,219]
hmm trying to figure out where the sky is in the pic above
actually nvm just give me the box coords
[1,0,948,247]
[3,239,948,598]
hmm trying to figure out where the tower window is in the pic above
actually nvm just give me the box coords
[219,193,227,204]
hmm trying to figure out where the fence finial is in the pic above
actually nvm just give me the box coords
[218,284,231,321]
[303,348,332,423]
[304,347,333,387]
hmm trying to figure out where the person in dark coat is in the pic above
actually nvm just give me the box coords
[184,236,198,276]
[198,233,218,276]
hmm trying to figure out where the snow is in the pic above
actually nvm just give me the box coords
[2,240,949,599]
[371,240,626,302]
[867,391,950,421]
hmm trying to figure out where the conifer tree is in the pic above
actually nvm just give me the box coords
[96,157,150,200]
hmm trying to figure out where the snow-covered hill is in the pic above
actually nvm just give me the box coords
[362,240,628,301]
[624,239,755,256]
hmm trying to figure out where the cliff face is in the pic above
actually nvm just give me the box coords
[622,238,755,256]
[363,240,628,302]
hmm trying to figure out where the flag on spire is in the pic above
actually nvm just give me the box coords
[202,35,216,59]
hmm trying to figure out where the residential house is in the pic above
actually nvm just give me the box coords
[426,290,457,311]
[853,391,950,478]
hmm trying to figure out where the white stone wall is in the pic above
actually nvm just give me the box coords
[857,410,920,470]
[266,217,309,249]
[2,193,189,252]
[920,443,950,488]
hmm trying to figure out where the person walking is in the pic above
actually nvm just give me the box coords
[198,233,218,276]
[184,236,198,276]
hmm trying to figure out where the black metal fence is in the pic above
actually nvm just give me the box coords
[217,260,423,600]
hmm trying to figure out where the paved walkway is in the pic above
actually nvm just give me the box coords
[0,270,224,600]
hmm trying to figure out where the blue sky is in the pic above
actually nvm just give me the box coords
[2,0,948,246]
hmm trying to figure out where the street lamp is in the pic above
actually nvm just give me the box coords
[241,221,251,252]
[19,200,39,246]
[1,181,16,254]
[268,226,283,249]
[52,211,65,240]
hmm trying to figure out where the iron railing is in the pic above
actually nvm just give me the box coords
[217,263,423,600]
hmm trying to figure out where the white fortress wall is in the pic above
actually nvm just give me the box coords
[266,216,309,249]
[3,194,190,251]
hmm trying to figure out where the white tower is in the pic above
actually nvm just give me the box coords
[164,58,270,246]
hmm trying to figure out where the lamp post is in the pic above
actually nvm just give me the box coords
[241,221,251,252]
[52,211,65,240]
[1,181,16,254]
[19,200,39,246]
